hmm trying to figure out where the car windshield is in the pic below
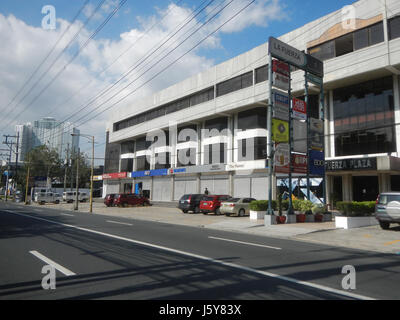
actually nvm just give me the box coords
[181,195,190,200]
[202,196,215,201]
[379,194,400,204]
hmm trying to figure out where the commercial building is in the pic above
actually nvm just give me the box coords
[14,117,80,162]
[103,0,400,206]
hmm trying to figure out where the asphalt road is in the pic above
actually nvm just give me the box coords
[1,201,399,300]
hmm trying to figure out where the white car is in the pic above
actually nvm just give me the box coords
[35,192,61,205]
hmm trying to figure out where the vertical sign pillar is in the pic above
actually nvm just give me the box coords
[305,73,311,201]
[267,53,274,216]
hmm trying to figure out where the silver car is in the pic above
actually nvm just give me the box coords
[375,192,400,229]
[220,197,256,217]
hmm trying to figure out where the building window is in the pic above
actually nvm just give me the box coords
[255,65,268,84]
[333,76,395,156]
[121,141,134,154]
[136,155,150,171]
[104,132,121,173]
[177,148,196,167]
[237,137,267,161]
[204,143,226,164]
[308,22,384,61]
[120,158,133,172]
[389,16,400,40]
[216,71,253,97]
[237,107,267,130]
[154,152,171,169]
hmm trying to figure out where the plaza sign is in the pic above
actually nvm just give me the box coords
[269,37,306,69]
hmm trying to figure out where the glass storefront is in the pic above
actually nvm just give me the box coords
[352,176,379,202]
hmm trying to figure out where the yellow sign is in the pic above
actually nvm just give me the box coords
[272,119,289,143]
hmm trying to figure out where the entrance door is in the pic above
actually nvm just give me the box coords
[352,176,378,202]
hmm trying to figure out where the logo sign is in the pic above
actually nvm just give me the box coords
[292,154,307,174]
[326,158,377,171]
[306,53,324,78]
[92,175,103,181]
[272,119,289,143]
[274,143,290,174]
[310,118,324,151]
[309,150,325,176]
[292,98,307,120]
[269,37,306,69]
[272,59,290,77]
[273,73,289,91]
[272,90,289,121]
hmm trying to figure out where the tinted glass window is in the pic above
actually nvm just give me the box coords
[255,65,268,84]
[378,195,400,204]
[354,28,369,50]
[369,22,384,45]
[308,40,335,61]
[389,16,400,40]
[335,33,353,57]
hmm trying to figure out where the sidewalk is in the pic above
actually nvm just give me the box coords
[20,200,400,255]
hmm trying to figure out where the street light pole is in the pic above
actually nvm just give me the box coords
[74,148,80,211]
[90,136,94,213]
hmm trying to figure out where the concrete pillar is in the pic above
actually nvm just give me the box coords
[379,173,391,193]
[342,174,353,201]
[328,90,335,158]
[229,171,234,196]
[393,75,400,157]
[150,176,154,201]
[272,174,277,201]
[171,174,175,201]
[197,173,201,194]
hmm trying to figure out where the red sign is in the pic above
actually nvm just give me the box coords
[292,154,307,174]
[292,98,307,120]
[103,172,127,179]
[272,59,290,77]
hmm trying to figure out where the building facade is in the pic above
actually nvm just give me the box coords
[103,0,400,205]
[15,117,80,162]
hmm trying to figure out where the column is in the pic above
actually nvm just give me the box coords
[393,75,400,157]
[379,173,391,193]
[342,174,353,201]
[328,90,335,158]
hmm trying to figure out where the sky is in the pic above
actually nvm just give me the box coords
[0,0,355,166]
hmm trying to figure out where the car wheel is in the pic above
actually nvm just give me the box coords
[194,206,200,214]
[225,213,230,217]
[215,208,221,215]
[202,212,208,215]
[182,210,188,214]
[379,221,390,230]
[238,209,245,217]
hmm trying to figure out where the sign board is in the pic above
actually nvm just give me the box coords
[292,154,307,174]
[272,90,289,121]
[306,73,323,86]
[103,172,127,179]
[272,73,289,91]
[169,164,224,175]
[293,120,307,153]
[310,118,324,151]
[309,150,325,176]
[92,175,103,181]
[272,59,290,77]
[269,37,306,69]
[272,119,289,143]
[292,98,307,120]
[305,53,324,78]
[274,143,290,174]
[326,158,377,171]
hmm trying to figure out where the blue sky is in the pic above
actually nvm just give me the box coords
[0,0,355,63]
[0,0,356,162]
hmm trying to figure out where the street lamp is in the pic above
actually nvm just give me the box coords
[71,133,94,213]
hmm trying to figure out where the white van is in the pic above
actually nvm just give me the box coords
[35,192,61,205]
[63,191,89,203]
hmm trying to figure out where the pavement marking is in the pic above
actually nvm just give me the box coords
[208,236,282,250]
[3,210,375,300]
[29,250,76,276]
[363,234,373,238]
[61,213,75,217]
[106,220,133,226]
[384,240,400,246]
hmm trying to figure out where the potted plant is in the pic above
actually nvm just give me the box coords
[312,204,326,222]
[297,200,313,223]
[276,194,287,224]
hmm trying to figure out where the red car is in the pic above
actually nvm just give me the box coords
[113,193,150,207]
[200,195,231,215]
[104,194,117,207]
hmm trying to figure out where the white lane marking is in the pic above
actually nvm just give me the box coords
[106,220,133,226]
[29,250,76,276]
[4,210,374,300]
[208,236,282,250]
[61,213,74,217]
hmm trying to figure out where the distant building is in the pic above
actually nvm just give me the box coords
[14,117,80,162]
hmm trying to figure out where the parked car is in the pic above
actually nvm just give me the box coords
[200,195,231,215]
[104,194,117,207]
[14,191,25,203]
[63,191,89,203]
[113,193,150,207]
[375,192,400,229]
[178,194,205,213]
[220,197,257,217]
[35,192,61,205]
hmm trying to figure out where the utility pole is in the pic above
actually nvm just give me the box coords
[74,148,80,211]
[64,143,69,193]
[2,135,18,200]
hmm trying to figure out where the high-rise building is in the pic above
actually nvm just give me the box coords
[14,117,80,162]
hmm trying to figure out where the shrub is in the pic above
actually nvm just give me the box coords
[312,204,327,214]
[249,200,277,211]
[300,200,314,212]
[336,201,375,217]
[292,199,303,211]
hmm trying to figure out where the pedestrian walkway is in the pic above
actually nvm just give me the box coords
[18,199,400,255]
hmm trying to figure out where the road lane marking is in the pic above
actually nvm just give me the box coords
[29,250,76,276]
[208,236,282,250]
[3,210,375,300]
[106,220,133,226]
[61,213,75,217]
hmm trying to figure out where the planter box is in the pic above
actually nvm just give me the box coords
[305,215,314,222]
[264,214,277,226]
[285,213,297,224]
[335,216,378,229]
[323,213,333,222]
[250,210,266,220]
